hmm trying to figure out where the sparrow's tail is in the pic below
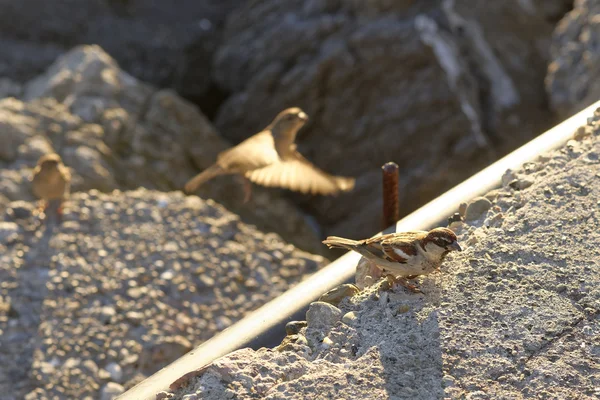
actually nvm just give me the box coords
[322,236,363,250]
[184,164,225,193]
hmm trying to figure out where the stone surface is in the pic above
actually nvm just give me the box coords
[464,196,492,222]
[546,0,600,117]
[213,0,558,240]
[167,107,600,399]
[317,283,360,306]
[0,0,243,108]
[0,189,325,399]
[0,45,323,253]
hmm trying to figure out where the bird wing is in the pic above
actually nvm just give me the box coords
[217,131,280,172]
[244,150,355,195]
[364,232,427,264]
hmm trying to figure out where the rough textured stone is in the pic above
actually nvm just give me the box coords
[464,196,492,222]
[0,189,325,399]
[0,0,244,107]
[0,45,323,253]
[546,0,600,117]
[305,301,342,331]
[213,0,558,240]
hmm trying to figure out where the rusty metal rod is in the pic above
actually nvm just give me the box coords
[381,162,400,231]
[118,101,600,400]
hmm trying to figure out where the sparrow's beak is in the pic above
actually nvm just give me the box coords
[449,241,462,252]
[298,111,308,122]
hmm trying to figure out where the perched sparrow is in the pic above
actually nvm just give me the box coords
[323,227,462,292]
[184,107,355,201]
[31,153,71,216]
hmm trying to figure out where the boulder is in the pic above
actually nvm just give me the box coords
[546,0,600,117]
[0,0,244,107]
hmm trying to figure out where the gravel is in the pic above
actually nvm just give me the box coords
[0,189,325,399]
[165,110,600,399]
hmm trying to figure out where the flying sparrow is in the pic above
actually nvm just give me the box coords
[323,227,462,292]
[184,107,355,201]
[31,153,71,217]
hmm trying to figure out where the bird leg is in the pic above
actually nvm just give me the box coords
[384,274,422,294]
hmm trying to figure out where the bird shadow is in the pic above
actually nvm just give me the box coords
[375,277,445,399]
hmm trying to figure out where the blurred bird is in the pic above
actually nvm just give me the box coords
[184,107,355,201]
[31,153,71,217]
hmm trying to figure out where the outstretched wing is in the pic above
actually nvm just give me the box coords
[217,131,280,172]
[244,150,355,195]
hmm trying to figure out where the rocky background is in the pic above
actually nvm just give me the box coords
[4,0,600,398]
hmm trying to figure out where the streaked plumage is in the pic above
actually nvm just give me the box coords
[323,227,462,278]
[184,107,355,196]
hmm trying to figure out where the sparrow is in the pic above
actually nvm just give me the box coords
[31,153,71,216]
[323,227,462,292]
[184,107,355,201]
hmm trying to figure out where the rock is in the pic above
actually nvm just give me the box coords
[99,382,124,400]
[0,222,19,244]
[509,177,534,191]
[305,302,342,331]
[276,334,309,353]
[4,201,35,220]
[355,257,382,290]
[0,78,22,99]
[213,0,557,240]
[138,337,193,375]
[1,45,323,253]
[447,212,463,226]
[104,362,123,383]
[546,0,600,116]
[465,197,492,222]
[0,0,243,105]
[318,284,360,306]
[341,311,358,326]
[458,202,468,217]
[285,321,308,336]
[501,169,518,187]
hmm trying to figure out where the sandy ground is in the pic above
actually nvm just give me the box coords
[0,189,325,399]
[165,115,600,398]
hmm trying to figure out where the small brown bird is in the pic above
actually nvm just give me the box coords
[184,108,355,200]
[31,153,71,216]
[323,228,462,292]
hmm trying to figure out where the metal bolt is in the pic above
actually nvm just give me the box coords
[382,162,399,230]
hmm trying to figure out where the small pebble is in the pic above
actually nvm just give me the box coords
[105,362,123,383]
[342,311,358,326]
[501,169,517,187]
[0,222,19,244]
[285,320,307,335]
[321,336,334,348]
[99,382,125,400]
[465,197,492,222]
[318,284,360,306]
[306,302,342,331]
